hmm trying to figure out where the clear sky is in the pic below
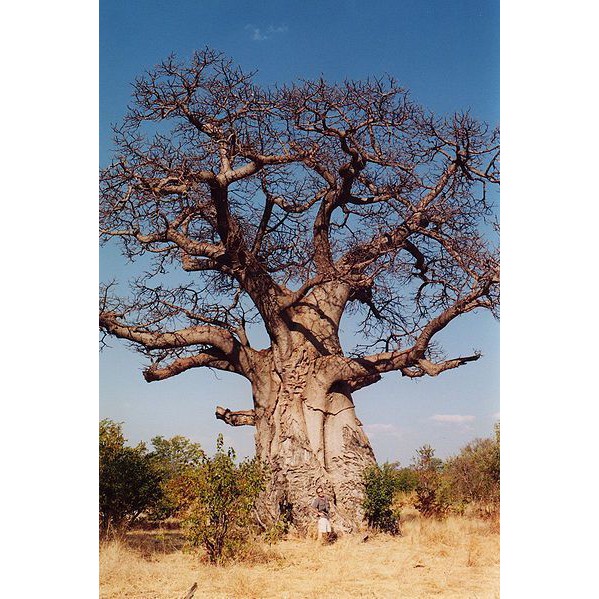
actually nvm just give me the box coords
[100,0,500,464]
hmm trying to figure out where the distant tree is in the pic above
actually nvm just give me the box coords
[149,435,205,520]
[444,422,500,506]
[412,444,450,518]
[395,466,419,494]
[183,434,266,564]
[99,419,163,538]
[152,435,206,473]
[362,462,401,534]
[100,48,499,530]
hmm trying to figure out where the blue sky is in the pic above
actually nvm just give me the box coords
[100,0,500,464]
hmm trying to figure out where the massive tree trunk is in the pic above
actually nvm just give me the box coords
[221,284,377,533]
[251,348,376,533]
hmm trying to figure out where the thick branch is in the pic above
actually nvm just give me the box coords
[215,406,256,426]
[329,348,482,388]
[322,276,494,386]
[400,354,481,378]
[99,312,239,354]
[278,274,326,311]
[144,351,245,381]
[165,228,225,259]
[181,253,235,275]
[100,225,226,261]
[313,191,337,272]
[143,171,216,193]
[204,184,286,329]
[346,373,382,392]
[417,162,458,210]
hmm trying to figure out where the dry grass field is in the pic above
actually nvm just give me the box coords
[100,510,499,599]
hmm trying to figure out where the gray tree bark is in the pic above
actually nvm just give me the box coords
[251,349,376,533]
[225,283,377,532]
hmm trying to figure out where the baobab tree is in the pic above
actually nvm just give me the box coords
[100,48,499,532]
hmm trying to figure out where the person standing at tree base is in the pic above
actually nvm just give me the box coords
[312,486,333,543]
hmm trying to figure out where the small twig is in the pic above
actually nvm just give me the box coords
[182,582,198,599]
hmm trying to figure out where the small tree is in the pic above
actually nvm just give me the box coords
[412,445,450,518]
[183,434,265,564]
[362,462,401,534]
[99,420,163,538]
[149,435,205,520]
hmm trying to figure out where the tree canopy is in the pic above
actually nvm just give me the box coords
[100,48,499,389]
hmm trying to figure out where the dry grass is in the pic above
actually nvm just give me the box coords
[100,510,499,598]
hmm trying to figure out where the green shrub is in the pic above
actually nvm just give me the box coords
[263,517,290,545]
[395,467,419,494]
[444,422,500,508]
[99,420,163,538]
[362,462,401,534]
[183,434,266,564]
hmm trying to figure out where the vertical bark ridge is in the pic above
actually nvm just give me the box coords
[251,344,376,532]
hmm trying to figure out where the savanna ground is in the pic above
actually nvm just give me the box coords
[100,508,499,599]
